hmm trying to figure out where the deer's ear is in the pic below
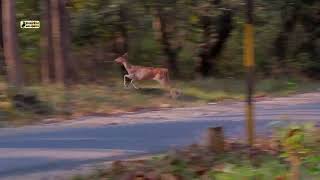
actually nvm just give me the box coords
[123,53,128,58]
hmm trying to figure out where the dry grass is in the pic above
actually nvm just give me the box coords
[1,78,320,126]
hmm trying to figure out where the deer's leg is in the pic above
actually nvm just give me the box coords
[123,75,127,87]
[124,74,138,89]
[124,75,131,88]
[130,79,139,89]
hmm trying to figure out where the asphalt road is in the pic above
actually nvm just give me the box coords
[0,93,319,180]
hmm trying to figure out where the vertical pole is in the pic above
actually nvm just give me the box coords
[244,0,255,146]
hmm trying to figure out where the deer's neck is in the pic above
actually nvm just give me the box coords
[122,61,132,71]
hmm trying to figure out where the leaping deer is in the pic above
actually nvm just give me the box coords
[114,53,177,97]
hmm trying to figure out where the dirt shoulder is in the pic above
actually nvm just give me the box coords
[45,92,320,127]
[1,92,319,137]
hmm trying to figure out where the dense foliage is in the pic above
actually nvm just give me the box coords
[0,0,319,83]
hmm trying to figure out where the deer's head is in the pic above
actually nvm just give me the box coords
[114,53,128,64]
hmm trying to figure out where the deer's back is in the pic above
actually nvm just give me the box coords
[129,65,168,80]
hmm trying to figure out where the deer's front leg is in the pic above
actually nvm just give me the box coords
[123,75,130,88]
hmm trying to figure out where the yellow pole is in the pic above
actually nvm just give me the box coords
[244,0,255,146]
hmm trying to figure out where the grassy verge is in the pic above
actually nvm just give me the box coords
[0,78,319,126]
[71,124,320,180]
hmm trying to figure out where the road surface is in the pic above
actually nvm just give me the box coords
[0,93,319,179]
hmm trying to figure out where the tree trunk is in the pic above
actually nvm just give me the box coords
[118,4,129,77]
[0,2,5,75]
[2,0,23,87]
[197,10,233,77]
[196,14,212,76]
[155,8,180,77]
[197,44,212,77]
[273,2,298,77]
[50,0,66,85]
[60,0,71,84]
[40,0,54,84]
[112,33,128,77]
[159,15,179,77]
[119,5,128,53]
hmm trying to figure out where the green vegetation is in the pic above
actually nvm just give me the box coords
[1,78,319,126]
[2,0,320,83]
[71,124,320,179]
[1,0,320,126]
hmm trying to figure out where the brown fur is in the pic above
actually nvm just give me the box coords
[115,53,176,96]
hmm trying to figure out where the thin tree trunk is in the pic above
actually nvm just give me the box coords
[196,14,212,77]
[51,0,65,85]
[159,14,179,77]
[0,2,4,75]
[273,2,298,77]
[2,0,23,87]
[40,0,54,84]
[118,4,129,77]
[155,8,180,77]
[111,4,129,84]
[60,0,71,84]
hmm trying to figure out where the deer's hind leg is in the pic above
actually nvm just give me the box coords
[130,79,139,89]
